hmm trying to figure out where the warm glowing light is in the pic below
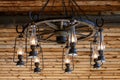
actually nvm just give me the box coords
[69,26,77,43]
[71,33,77,43]
[91,42,99,59]
[30,36,37,45]
[34,57,40,63]
[92,53,98,59]
[17,48,24,55]
[64,58,71,63]
[29,24,37,45]
[98,43,105,50]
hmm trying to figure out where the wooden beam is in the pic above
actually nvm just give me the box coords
[0,5,119,12]
[0,1,119,6]
[0,0,119,15]
[0,15,120,26]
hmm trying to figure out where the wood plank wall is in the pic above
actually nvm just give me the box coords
[0,25,119,80]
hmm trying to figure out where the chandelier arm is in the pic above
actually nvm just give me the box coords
[62,0,68,17]
[39,0,50,18]
[69,0,77,18]
[71,0,90,20]
[50,0,56,15]
[68,0,74,17]
[70,0,80,18]
[29,0,50,21]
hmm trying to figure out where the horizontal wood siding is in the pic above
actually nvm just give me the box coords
[0,26,119,80]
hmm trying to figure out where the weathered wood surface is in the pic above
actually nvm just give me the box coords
[0,25,119,80]
[0,0,119,15]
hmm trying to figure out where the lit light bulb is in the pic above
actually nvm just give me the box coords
[91,42,99,59]
[98,29,105,50]
[69,26,77,43]
[98,42,105,50]
[92,53,98,59]
[17,48,24,55]
[34,57,40,63]
[30,24,37,45]
[17,39,24,55]
[71,33,77,43]
[30,36,37,45]
[64,58,71,63]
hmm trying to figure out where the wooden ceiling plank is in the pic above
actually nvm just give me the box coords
[0,6,119,12]
[0,1,119,6]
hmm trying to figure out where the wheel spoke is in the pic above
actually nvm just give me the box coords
[76,25,89,29]
[60,20,64,30]
[39,31,54,35]
[77,32,93,40]
[66,22,80,30]
[76,33,87,36]
[45,22,58,30]
[44,33,55,41]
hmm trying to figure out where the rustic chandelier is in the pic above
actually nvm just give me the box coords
[13,0,106,73]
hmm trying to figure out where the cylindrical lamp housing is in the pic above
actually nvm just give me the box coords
[28,45,38,58]
[68,43,77,56]
[98,50,106,62]
[34,62,41,73]
[65,63,72,73]
[16,55,24,67]
[56,36,67,44]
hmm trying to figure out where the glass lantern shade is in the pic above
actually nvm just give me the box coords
[64,57,71,64]
[34,57,40,63]
[98,42,105,51]
[17,48,24,55]
[30,36,38,46]
[68,47,77,56]
[69,26,77,43]
[17,37,24,55]
[65,63,72,73]
[91,43,99,59]
[29,24,38,46]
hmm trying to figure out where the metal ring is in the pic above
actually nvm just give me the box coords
[96,18,104,27]
[16,25,24,33]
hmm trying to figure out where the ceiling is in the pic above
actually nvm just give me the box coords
[0,0,120,15]
[0,0,120,25]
